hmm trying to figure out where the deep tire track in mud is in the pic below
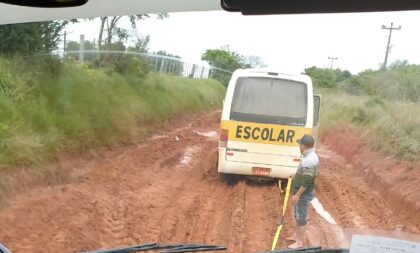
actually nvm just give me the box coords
[0,111,419,253]
[316,144,419,234]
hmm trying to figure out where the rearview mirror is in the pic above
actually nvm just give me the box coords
[0,0,88,8]
[221,0,420,14]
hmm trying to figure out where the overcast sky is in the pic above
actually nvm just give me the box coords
[68,10,420,74]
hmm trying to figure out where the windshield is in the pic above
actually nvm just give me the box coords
[1,4,420,253]
[230,77,307,126]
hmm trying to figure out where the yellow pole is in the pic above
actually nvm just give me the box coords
[271,177,293,251]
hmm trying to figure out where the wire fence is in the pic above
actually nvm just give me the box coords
[62,50,232,83]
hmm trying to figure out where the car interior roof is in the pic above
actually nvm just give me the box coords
[2,0,420,25]
[0,0,221,25]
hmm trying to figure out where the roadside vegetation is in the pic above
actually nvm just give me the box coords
[201,46,267,85]
[0,18,229,169]
[306,62,420,163]
[0,56,225,168]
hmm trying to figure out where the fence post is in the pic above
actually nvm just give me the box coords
[170,61,174,74]
[200,67,204,79]
[160,58,165,73]
[79,34,85,63]
[190,64,197,78]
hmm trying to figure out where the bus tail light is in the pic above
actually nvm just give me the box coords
[220,129,229,148]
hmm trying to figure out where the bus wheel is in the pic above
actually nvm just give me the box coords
[246,176,275,184]
[219,173,241,186]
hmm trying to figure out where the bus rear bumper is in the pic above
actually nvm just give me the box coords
[218,149,297,179]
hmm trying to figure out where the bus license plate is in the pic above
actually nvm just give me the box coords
[252,167,271,176]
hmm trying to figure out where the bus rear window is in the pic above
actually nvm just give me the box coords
[230,77,308,126]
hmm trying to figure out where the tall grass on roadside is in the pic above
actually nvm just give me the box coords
[0,57,226,168]
[318,88,419,162]
[341,62,420,103]
[306,63,420,164]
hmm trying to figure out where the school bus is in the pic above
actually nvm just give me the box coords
[218,69,321,179]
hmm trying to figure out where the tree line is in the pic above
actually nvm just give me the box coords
[0,14,167,56]
[0,16,268,86]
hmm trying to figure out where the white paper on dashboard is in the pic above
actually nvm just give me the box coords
[350,235,420,253]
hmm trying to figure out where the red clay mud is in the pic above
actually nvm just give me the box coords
[0,113,419,253]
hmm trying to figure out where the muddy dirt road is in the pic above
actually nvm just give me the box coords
[0,111,419,253]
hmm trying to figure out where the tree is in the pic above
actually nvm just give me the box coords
[389,59,409,70]
[66,40,97,61]
[201,46,248,71]
[0,21,69,56]
[246,55,267,68]
[304,66,352,88]
[96,14,168,50]
[201,46,249,85]
[127,35,150,53]
[66,40,96,51]
[155,50,181,59]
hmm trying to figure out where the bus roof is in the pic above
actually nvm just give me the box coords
[233,68,312,84]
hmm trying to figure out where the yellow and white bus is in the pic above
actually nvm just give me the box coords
[218,69,321,179]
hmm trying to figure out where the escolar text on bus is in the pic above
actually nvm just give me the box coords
[235,125,295,143]
[220,120,312,147]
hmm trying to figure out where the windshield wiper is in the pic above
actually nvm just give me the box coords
[81,243,227,253]
[161,244,227,253]
[2,243,349,253]
[258,247,349,253]
[0,244,12,253]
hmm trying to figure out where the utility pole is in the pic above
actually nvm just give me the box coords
[328,56,338,69]
[381,22,401,69]
[62,31,67,62]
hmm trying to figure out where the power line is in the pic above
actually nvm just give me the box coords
[328,56,338,69]
[381,22,401,69]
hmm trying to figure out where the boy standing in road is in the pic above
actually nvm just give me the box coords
[287,134,319,249]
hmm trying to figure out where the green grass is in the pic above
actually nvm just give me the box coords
[309,63,420,163]
[317,88,419,162]
[0,57,226,168]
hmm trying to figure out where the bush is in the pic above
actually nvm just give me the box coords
[113,55,151,79]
